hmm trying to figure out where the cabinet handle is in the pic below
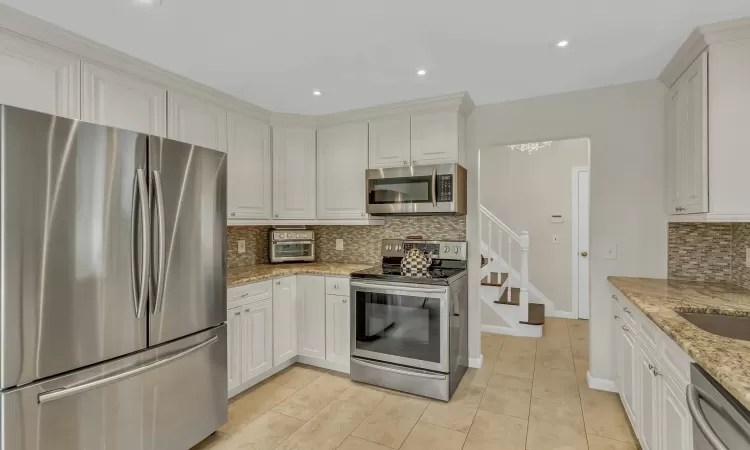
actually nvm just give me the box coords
[240,293,250,298]
[245,308,250,313]
[412,160,417,165]
[611,294,618,300]
[361,213,365,217]
[622,325,630,332]
[234,311,241,316]
[614,314,620,319]
[649,364,661,377]
[274,214,279,218]
[276,281,281,285]
[334,284,339,289]
[403,161,407,165]
[230,212,236,216]
[342,299,348,303]
[623,307,632,315]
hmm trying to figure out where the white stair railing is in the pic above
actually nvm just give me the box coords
[479,205,531,322]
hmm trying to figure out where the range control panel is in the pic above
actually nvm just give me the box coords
[381,239,467,261]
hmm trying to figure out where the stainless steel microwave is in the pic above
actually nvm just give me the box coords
[365,163,467,215]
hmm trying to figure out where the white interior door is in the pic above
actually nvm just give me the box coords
[574,169,590,319]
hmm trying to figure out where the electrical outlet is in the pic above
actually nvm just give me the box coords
[238,240,246,254]
[336,239,344,251]
[552,234,560,244]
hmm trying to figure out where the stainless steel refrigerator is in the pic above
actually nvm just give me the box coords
[0,105,228,450]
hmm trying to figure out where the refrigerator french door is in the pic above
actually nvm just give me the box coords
[0,105,227,450]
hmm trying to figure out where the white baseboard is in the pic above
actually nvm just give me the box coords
[228,357,296,399]
[550,310,577,319]
[469,354,483,369]
[481,324,543,338]
[586,371,618,393]
[297,355,350,374]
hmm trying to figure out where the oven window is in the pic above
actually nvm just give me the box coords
[273,243,312,258]
[369,176,433,204]
[354,291,442,363]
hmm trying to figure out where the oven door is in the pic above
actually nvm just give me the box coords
[350,280,450,373]
[270,241,315,263]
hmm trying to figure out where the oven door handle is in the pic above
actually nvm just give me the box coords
[351,281,448,294]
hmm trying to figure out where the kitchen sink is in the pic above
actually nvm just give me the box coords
[678,312,750,342]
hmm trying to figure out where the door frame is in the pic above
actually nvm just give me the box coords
[571,166,590,319]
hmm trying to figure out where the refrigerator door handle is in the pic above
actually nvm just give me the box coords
[135,168,150,318]
[152,170,167,313]
[38,335,219,404]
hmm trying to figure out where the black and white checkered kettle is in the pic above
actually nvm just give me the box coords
[400,247,432,274]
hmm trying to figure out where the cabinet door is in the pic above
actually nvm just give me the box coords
[317,122,369,219]
[325,294,350,369]
[227,307,242,392]
[637,344,660,450]
[167,91,227,152]
[227,112,272,219]
[368,116,411,168]
[272,126,316,219]
[661,374,692,450]
[82,62,167,136]
[410,110,459,165]
[0,30,80,118]
[669,52,708,215]
[241,299,273,382]
[296,276,326,359]
[613,307,623,389]
[620,324,638,426]
[273,276,297,365]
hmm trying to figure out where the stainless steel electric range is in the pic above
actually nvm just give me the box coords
[349,239,468,401]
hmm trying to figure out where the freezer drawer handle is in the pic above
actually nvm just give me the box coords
[353,358,447,380]
[686,384,731,450]
[38,335,218,405]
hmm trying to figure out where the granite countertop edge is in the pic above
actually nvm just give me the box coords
[228,262,376,286]
[608,276,750,411]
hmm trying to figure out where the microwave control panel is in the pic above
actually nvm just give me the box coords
[436,175,453,202]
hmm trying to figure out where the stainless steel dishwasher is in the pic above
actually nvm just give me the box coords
[688,364,750,449]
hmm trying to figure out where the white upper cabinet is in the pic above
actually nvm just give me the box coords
[0,30,80,119]
[317,122,369,219]
[296,276,326,360]
[410,110,461,165]
[227,112,272,219]
[667,52,708,215]
[82,62,167,136]
[272,126,316,219]
[167,91,227,152]
[368,116,411,168]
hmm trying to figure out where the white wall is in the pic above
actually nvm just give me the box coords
[467,80,668,383]
[481,138,589,315]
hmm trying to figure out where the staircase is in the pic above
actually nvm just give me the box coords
[480,205,548,337]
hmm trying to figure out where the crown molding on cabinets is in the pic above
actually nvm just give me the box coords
[0,4,272,123]
[659,17,750,88]
[270,113,317,128]
[315,92,475,127]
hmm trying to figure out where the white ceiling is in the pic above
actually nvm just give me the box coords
[3,0,750,115]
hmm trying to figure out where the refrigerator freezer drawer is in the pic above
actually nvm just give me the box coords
[1,325,227,450]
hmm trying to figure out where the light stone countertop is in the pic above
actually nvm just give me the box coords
[228,262,376,286]
[608,276,750,411]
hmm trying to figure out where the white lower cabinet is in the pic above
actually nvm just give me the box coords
[611,287,693,450]
[241,299,273,382]
[297,276,326,359]
[273,276,298,365]
[227,306,243,392]
[325,294,350,369]
[661,372,693,450]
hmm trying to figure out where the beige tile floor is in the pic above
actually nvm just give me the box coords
[192,318,638,450]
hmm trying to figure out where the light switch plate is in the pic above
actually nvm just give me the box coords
[336,239,344,251]
[238,240,246,254]
[604,243,617,260]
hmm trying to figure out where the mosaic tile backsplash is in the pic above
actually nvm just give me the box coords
[227,216,466,268]
[668,223,750,289]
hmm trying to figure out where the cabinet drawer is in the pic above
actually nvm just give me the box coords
[326,277,350,296]
[228,281,272,308]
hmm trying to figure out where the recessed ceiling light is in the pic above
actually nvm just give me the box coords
[557,40,569,48]
[312,90,322,96]
[417,69,427,76]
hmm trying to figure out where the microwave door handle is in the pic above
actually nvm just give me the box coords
[431,169,437,207]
